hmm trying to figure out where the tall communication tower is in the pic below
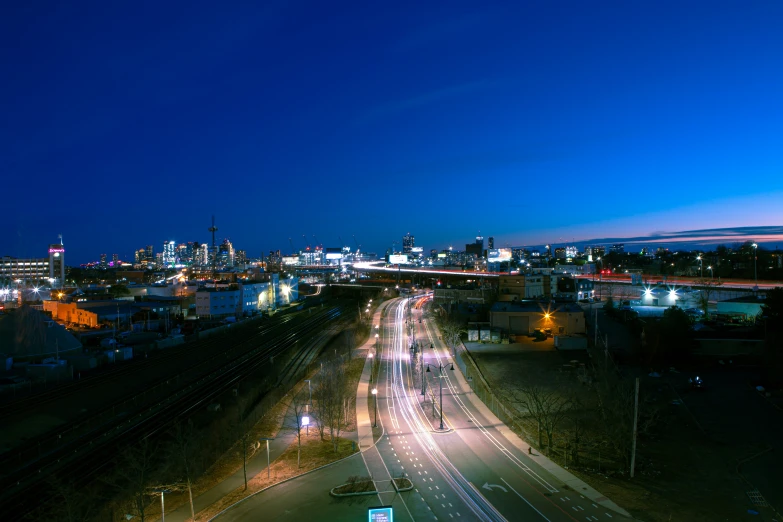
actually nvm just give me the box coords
[208,215,218,278]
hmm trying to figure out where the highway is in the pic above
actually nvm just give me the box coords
[353,261,781,290]
[373,297,630,521]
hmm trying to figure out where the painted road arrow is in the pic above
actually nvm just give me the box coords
[482,482,508,493]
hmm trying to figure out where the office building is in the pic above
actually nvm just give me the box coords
[402,233,415,254]
[610,244,625,253]
[488,237,494,249]
[163,241,176,267]
[0,240,66,287]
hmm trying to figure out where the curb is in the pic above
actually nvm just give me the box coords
[330,481,378,497]
[392,477,414,492]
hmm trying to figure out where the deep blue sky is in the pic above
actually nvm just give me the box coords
[2,1,782,264]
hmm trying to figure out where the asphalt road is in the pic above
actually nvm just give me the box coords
[375,297,630,522]
[219,297,630,521]
[218,453,375,521]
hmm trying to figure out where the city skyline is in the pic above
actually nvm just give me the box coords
[2,2,782,263]
[3,224,783,267]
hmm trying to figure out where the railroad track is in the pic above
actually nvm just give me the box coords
[0,311,311,472]
[0,304,347,518]
[0,308,301,420]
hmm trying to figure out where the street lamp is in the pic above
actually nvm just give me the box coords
[708,265,713,279]
[259,437,274,479]
[151,488,170,522]
[752,243,758,283]
[368,352,373,382]
[304,379,312,409]
[371,388,378,427]
[425,363,454,430]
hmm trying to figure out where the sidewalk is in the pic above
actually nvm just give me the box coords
[167,407,299,522]
[355,301,414,517]
[448,339,633,518]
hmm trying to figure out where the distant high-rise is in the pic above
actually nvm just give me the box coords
[163,240,176,267]
[610,244,625,254]
[48,237,65,287]
[100,253,107,267]
[402,233,415,253]
[476,236,484,249]
[112,253,119,265]
[488,237,494,249]
[197,243,209,266]
[145,245,154,262]
[236,250,247,266]
[219,239,235,267]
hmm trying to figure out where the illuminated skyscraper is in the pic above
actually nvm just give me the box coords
[163,241,176,267]
[402,233,415,254]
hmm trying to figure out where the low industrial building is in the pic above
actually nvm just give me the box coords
[639,286,701,308]
[716,295,766,320]
[489,301,586,336]
[43,299,181,329]
[554,277,594,301]
[195,274,298,318]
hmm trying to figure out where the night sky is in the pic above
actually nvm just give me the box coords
[2,1,782,264]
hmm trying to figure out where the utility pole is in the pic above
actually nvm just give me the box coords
[630,377,640,478]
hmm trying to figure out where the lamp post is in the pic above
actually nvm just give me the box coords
[151,488,170,522]
[708,265,713,279]
[259,437,274,479]
[425,362,454,430]
[371,388,378,427]
[421,353,426,396]
[697,255,703,278]
[752,243,758,283]
[368,352,373,382]
[304,379,312,410]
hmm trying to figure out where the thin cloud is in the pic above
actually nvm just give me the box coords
[359,80,493,123]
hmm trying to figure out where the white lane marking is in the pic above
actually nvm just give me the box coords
[501,478,551,521]
[605,514,612,518]
[592,504,598,508]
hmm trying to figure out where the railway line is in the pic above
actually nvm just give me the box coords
[0,302,350,518]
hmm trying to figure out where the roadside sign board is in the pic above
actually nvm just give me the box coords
[368,506,393,522]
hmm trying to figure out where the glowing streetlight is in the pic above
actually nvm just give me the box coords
[708,265,713,279]
[752,243,758,283]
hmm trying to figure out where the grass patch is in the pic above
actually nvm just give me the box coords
[333,476,376,495]
[194,435,357,521]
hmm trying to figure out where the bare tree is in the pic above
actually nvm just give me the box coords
[440,318,465,356]
[316,358,348,452]
[288,391,309,468]
[167,419,199,518]
[514,384,572,454]
[110,438,159,522]
[33,477,99,522]
[232,393,254,491]
[697,279,723,318]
